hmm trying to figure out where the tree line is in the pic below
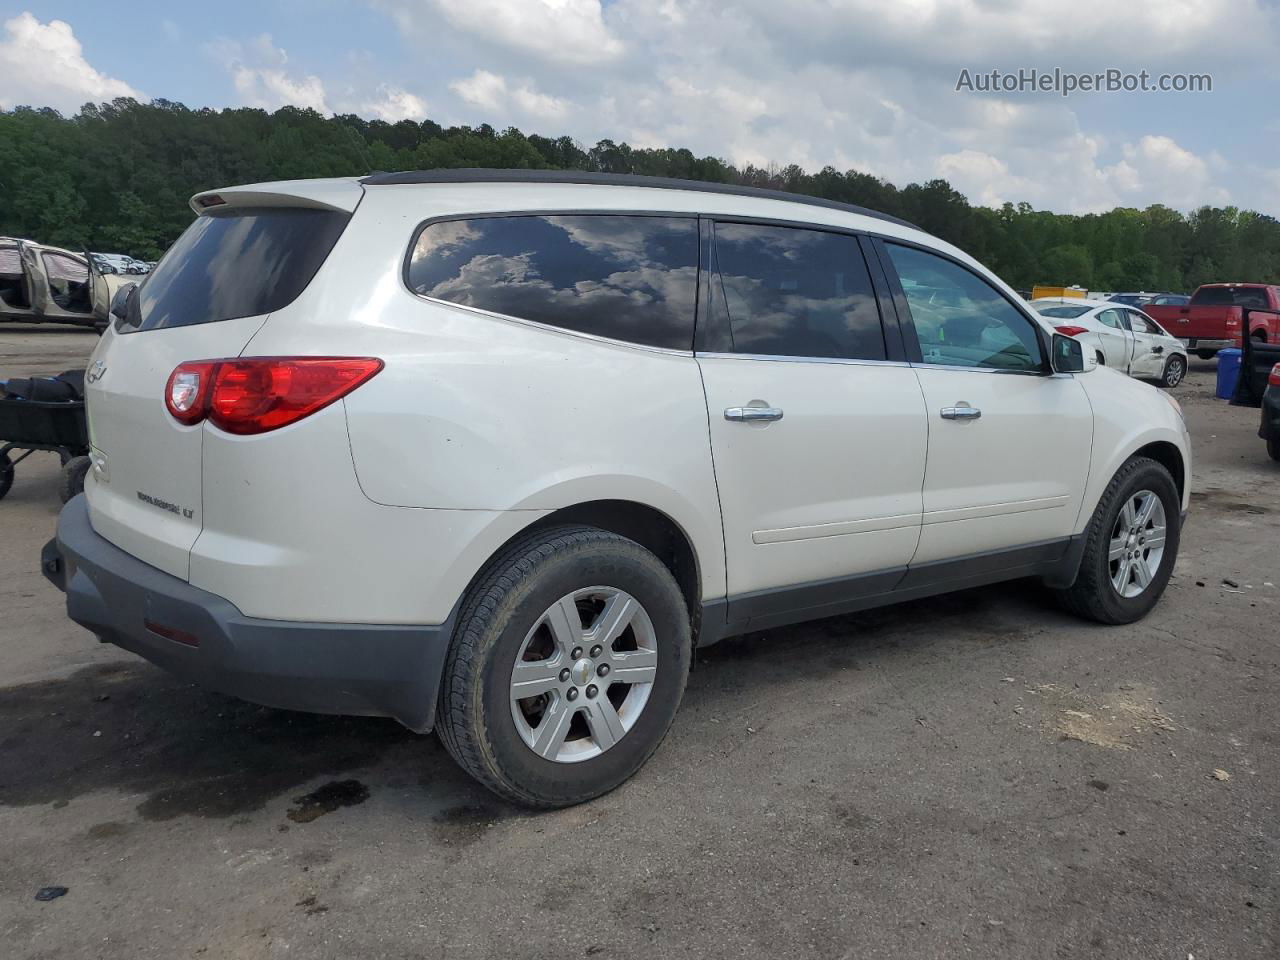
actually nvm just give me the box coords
[2,98,1277,292]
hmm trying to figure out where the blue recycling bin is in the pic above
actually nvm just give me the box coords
[1215,348,1242,400]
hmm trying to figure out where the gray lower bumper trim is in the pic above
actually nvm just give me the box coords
[42,495,450,732]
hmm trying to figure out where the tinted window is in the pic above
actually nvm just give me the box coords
[886,243,1042,371]
[712,223,884,360]
[408,215,697,350]
[120,207,350,332]
[1191,286,1271,309]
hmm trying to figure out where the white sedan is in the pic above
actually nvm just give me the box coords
[1031,298,1188,388]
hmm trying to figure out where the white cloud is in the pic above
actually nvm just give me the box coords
[216,34,330,114]
[450,70,571,120]
[0,12,141,112]
[399,0,622,65]
[361,85,428,122]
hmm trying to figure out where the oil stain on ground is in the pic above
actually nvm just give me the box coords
[287,779,370,823]
[0,662,422,819]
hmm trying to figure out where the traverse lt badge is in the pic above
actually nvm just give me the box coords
[86,360,107,383]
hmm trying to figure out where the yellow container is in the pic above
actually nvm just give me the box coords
[1031,285,1088,300]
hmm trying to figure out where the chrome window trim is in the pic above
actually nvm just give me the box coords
[695,350,910,368]
[908,361,1063,377]
[407,292,697,358]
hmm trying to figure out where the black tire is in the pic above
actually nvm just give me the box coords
[1052,456,1181,624]
[0,453,12,501]
[436,525,691,808]
[1268,436,1280,462]
[1196,350,1217,360]
[59,455,91,503]
[1160,354,1186,388]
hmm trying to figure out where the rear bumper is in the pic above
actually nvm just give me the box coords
[41,495,450,732]
[1181,338,1233,351]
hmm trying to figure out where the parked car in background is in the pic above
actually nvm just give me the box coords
[1108,292,1155,307]
[1145,283,1280,358]
[1146,293,1189,307]
[1031,297,1189,387]
[1260,364,1280,461]
[1,238,137,329]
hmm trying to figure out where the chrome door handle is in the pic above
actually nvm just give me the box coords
[940,406,981,421]
[725,405,784,422]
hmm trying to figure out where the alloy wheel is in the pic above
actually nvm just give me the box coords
[1109,489,1167,598]
[509,587,658,763]
[1164,357,1185,387]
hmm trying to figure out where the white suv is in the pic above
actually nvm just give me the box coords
[43,171,1191,807]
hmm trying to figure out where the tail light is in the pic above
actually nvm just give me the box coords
[1269,363,1280,387]
[1055,325,1089,337]
[165,357,383,434]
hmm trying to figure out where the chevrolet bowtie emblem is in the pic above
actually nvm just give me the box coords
[87,360,107,383]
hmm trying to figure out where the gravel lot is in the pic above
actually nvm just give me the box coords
[1,323,1276,960]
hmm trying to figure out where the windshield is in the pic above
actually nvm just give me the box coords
[1190,286,1272,309]
[1036,305,1091,319]
[118,206,350,332]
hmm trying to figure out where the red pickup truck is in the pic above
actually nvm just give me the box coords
[1144,283,1280,358]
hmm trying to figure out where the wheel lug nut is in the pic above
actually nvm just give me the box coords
[586,685,598,699]
[590,645,602,658]
[571,647,583,660]
[597,663,610,677]
[566,687,579,701]
[559,668,571,683]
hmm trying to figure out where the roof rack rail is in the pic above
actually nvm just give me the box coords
[359,168,919,231]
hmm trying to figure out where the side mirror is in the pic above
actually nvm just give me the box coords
[1051,332,1096,374]
[109,282,137,321]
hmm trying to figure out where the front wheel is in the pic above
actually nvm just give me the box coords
[1052,456,1181,624]
[436,525,691,808]
[1160,355,1186,388]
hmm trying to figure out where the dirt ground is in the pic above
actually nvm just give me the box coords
[1,323,1276,960]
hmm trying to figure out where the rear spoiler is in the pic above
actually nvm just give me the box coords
[189,178,364,215]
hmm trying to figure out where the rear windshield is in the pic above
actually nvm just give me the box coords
[1190,286,1271,309]
[1036,305,1090,319]
[118,206,350,332]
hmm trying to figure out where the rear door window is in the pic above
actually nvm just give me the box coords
[884,243,1043,371]
[119,206,351,332]
[1191,286,1271,309]
[710,222,886,360]
[407,214,698,350]
[1097,309,1126,330]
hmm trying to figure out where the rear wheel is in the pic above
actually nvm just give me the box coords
[1161,355,1186,388]
[0,452,13,501]
[59,455,91,503]
[436,525,691,808]
[1196,349,1217,360]
[1052,456,1180,624]
[1268,436,1280,462]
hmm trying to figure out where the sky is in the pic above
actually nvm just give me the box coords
[1,0,1278,216]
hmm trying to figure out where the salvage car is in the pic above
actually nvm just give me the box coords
[1032,297,1188,387]
[42,171,1191,807]
[0,238,138,329]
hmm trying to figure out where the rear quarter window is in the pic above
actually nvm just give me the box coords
[406,214,699,350]
[120,206,350,332]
